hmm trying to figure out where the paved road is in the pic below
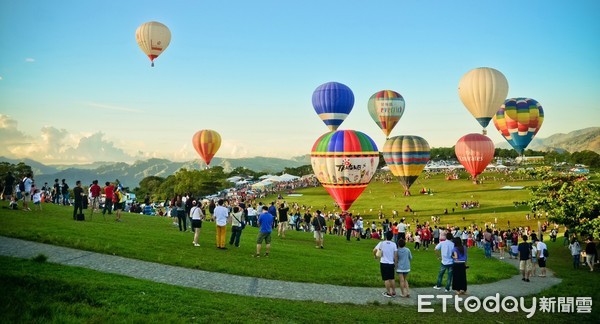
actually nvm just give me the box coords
[0,236,561,305]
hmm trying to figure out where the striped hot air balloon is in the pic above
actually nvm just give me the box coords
[310,130,379,211]
[368,90,405,137]
[192,130,221,167]
[455,133,495,183]
[493,98,544,155]
[312,82,354,131]
[135,21,171,67]
[382,136,430,195]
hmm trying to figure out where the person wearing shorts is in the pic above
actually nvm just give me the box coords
[255,206,274,257]
[518,235,532,282]
[374,231,398,298]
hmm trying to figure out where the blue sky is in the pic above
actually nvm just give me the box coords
[1,0,599,164]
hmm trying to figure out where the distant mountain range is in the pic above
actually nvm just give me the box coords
[2,127,597,187]
[0,156,310,189]
[494,127,600,153]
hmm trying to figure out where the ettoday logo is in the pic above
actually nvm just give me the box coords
[418,294,593,318]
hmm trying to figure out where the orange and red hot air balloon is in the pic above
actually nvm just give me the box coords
[192,130,221,167]
[455,133,495,184]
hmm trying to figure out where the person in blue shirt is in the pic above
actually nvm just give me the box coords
[434,233,455,291]
[396,239,413,298]
[255,206,274,257]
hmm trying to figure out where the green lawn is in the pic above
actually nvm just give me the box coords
[0,171,597,322]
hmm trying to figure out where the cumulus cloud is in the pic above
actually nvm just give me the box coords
[0,114,136,164]
[25,58,35,62]
[0,115,34,156]
[0,76,3,80]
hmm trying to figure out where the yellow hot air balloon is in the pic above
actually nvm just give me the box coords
[458,67,509,134]
[135,21,171,67]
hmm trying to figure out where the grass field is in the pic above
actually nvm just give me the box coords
[0,171,597,322]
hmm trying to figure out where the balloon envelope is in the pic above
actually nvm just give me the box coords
[368,90,405,137]
[192,130,221,166]
[312,82,354,131]
[458,67,509,130]
[455,133,495,180]
[311,130,379,211]
[382,136,430,194]
[135,21,171,66]
[493,98,544,155]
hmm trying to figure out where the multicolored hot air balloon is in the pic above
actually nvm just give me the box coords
[382,135,430,195]
[192,130,221,166]
[493,98,544,155]
[368,90,405,137]
[312,82,354,131]
[311,130,379,211]
[135,21,171,67]
[455,133,495,183]
[458,67,509,134]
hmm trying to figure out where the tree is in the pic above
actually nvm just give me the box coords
[134,176,165,199]
[570,150,600,168]
[282,165,312,177]
[528,167,600,238]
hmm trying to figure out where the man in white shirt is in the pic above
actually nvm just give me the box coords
[434,233,455,291]
[213,199,229,249]
[535,239,548,277]
[397,219,407,241]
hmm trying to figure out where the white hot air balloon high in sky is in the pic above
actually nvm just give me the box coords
[135,21,171,67]
[458,67,509,135]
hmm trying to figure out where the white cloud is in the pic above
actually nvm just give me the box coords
[0,114,136,164]
[0,76,3,80]
[24,58,35,63]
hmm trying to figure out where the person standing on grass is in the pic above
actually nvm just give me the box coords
[451,237,468,295]
[61,179,70,206]
[374,231,397,298]
[277,202,289,238]
[112,187,124,222]
[518,235,532,282]
[312,210,327,249]
[483,228,493,258]
[569,238,581,269]
[344,212,354,241]
[32,189,42,211]
[72,181,84,220]
[229,206,245,248]
[89,180,101,217]
[21,173,33,211]
[190,200,204,247]
[268,202,277,229]
[585,237,596,272]
[535,238,548,277]
[396,239,412,298]
[214,199,229,250]
[434,233,454,292]
[255,205,274,257]
[102,182,114,216]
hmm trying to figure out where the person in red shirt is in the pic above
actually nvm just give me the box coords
[422,226,432,250]
[102,182,114,216]
[344,213,354,241]
[89,180,101,216]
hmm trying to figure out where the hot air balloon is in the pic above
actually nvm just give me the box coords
[382,135,430,195]
[493,98,544,155]
[455,133,495,183]
[310,130,379,211]
[458,67,509,134]
[135,21,171,67]
[192,130,221,167]
[368,90,405,137]
[312,82,354,131]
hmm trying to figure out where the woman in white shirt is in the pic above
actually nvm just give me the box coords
[190,201,205,247]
